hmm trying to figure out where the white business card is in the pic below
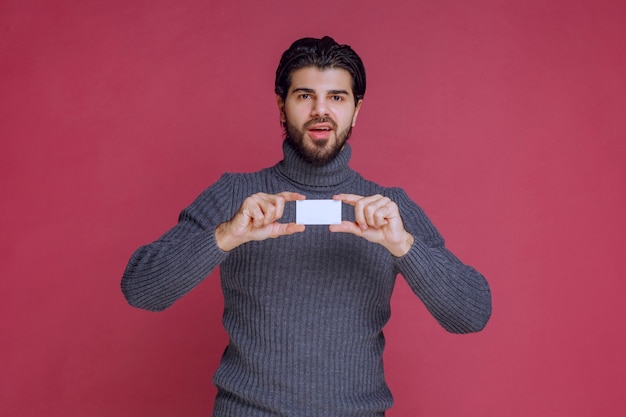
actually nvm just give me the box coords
[296,200,342,225]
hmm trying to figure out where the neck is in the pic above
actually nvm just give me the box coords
[274,140,355,188]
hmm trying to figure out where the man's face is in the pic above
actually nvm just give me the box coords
[277,67,363,166]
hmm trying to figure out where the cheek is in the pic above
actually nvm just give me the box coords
[287,107,310,126]
[350,109,360,125]
[342,111,357,128]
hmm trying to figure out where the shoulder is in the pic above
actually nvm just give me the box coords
[351,173,443,244]
[354,174,414,204]
[199,167,272,194]
[379,186,444,247]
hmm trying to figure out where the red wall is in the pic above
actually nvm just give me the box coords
[2,1,625,416]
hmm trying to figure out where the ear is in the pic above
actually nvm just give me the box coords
[276,95,286,123]
[351,99,363,127]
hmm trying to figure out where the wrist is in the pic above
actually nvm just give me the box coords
[215,222,239,252]
[389,232,414,257]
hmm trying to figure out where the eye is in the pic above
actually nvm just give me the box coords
[330,95,344,102]
[299,93,311,100]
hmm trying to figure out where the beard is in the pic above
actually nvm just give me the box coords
[284,116,353,166]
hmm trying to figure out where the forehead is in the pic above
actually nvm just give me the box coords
[288,67,354,94]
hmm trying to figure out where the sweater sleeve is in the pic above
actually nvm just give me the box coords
[390,189,492,334]
[120,174,236,312]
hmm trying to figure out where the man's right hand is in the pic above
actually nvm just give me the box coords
[215,192,306,252]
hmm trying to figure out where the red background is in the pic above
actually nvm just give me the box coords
[2,1,625,416]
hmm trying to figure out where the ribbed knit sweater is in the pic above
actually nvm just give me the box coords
[121,141,492,417]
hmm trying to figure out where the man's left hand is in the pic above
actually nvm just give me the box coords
[330,194,414,257]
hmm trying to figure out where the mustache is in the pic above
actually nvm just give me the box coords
[304,117,337,130]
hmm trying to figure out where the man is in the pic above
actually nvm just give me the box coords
[122,36,492,417]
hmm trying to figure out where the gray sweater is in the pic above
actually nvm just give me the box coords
[121,141,492,416]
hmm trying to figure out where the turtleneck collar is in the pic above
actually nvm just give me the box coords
[273,140,356,188]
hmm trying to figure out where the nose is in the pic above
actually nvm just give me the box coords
[311,97,328,117]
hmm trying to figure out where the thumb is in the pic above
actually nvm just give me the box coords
[329,221,363,236]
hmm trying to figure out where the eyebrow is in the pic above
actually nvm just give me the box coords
[291,88,351,95]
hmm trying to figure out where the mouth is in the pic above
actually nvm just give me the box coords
[307,126,332,140]
[305,120,336,141]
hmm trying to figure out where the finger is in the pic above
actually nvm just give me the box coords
[262,192,305,224]
[353,195,385,230]
[332,193,363,206]
[328,221,363,236]
[373,206,392,228]
[266,222,305,239]
[259,195,281,225]
[364,197,392,227]
[242,200,266,228]
[277,191,307,202]
[334,194,387,229]
[334,194,369,228]
[283,222,306,236]
[261,196,285,226]
[264,192,303,223]
[258,191,306,226]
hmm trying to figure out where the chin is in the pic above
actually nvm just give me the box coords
[285,123,350,165]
